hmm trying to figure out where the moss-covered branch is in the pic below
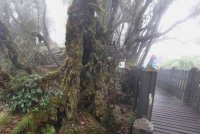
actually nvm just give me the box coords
[11,111,49,134]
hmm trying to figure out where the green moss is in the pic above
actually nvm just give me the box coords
[42,70,60,81]
[61,41,83,121]
[0,112,11,130]
[11,111,49,134]
[11,114,33,134]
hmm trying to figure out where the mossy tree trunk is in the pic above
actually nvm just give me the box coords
[62,0,113,122]
[61,0,84,121]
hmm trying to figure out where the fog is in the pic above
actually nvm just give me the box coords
[145,0,200,66]
[46,0,200,67]
[46,0,69,46]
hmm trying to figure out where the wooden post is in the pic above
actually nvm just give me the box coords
[183,68,198,104]
[132,68,140,111]
[156,68,161,87]
[136,70,157,121]
[168,67,176,94]
[147,71,157,120]
[190,69,200,109]
[195,71,200,112]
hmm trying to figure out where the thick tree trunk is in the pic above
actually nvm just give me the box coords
[61,0,84,121]
[62,0,110,122]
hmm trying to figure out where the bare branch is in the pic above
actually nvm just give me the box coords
[134,8,200,42]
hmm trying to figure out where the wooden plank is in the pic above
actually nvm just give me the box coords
[152,114,200,124]
[152,119,200,129]
[154,125,200,134]
[152,111,200,119]
[152,88,200,134]
[152,110,200,118]
[153,122,200,133]
[153,107,200,116]
[153,128,184,134]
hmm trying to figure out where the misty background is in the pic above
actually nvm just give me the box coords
[1,0,200,69]
[46,0,200,69]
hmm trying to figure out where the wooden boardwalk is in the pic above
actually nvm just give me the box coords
[152,88,200,134]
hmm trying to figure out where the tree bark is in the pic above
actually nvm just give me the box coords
[62,0,111,122]
[61,0,84,121]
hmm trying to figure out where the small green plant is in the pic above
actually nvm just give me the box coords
[102,108,118,131]
[6,73,63,114]
[7,74,50,113]
[42,125,56,134]
[39,95,50,109]
[8,87,44,113]
[128,112,136,125]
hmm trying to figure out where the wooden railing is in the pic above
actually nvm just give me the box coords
[157,67,200,112]
[132,68,157,120]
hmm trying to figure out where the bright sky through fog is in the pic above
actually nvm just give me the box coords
[46,0,68,46]
[146,0,200,65]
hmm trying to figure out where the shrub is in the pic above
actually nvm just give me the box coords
[6,74,63,113]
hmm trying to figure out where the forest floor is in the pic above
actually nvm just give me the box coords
[110,77,135,134]
[0,104,21,134]
[0,112,21,134]
[0,92,134,134]
[0,72,135,134]
[113,103,133,134]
